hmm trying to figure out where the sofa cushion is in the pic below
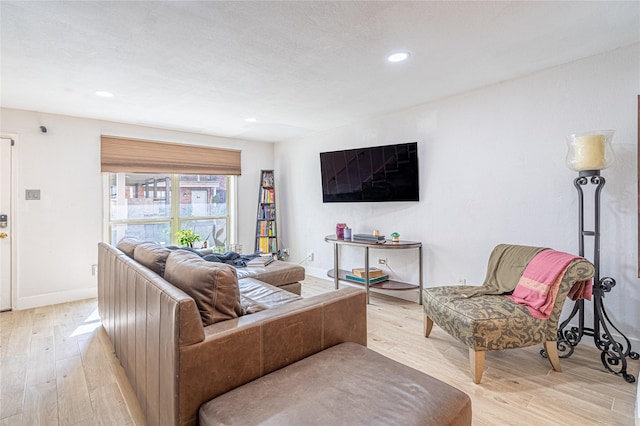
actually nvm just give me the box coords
[199,342,472,426]
[165,250,242,326]
[134,242,172,277]
[238,278,303,312]
[116,237,144,258]
[235,260,305,287]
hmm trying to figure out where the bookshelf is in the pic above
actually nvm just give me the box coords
[255,170,278,254]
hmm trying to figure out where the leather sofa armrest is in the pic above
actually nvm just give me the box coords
[176,287,366,426]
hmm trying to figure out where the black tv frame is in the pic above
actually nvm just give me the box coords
[320,142,419,203]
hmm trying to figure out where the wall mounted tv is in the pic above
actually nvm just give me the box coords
[320,142,419,203]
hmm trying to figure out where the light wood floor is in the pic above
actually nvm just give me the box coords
[1,276,638,425]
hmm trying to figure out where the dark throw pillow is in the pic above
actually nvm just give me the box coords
[202,253,222,263]
[164,250,242,326]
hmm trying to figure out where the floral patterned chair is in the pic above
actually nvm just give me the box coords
[423,244,595,384]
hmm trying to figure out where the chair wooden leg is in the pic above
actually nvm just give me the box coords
[469,348,485,384]
[544,340,562,372]
[424,315,434,337]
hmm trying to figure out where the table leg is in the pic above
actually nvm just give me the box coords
[419,245,423,305]
[333,243,339,290]
[365,246,370,304]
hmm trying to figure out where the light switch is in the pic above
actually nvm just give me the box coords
[25,189,41,200]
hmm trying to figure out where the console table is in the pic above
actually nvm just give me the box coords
[324,235,423,305]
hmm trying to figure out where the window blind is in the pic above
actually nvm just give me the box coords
[100,135,241,175]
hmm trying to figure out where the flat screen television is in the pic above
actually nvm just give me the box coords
[320,142,419,203]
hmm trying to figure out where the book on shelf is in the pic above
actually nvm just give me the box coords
[259,205,275,220]
[258,221,275,236]
[352,233,385,242]
[258,237,277,253]
[261,188,275,203]
[247,256,274,267]
[350,267,385,278]
[261,171,274,188]
[345,274,389,284]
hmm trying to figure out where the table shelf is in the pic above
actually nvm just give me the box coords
[327,269,419,291]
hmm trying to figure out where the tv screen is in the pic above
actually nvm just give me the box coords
[320,142,419,203]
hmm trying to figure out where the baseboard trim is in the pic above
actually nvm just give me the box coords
[15,288,97,310]
[304,266,328,280]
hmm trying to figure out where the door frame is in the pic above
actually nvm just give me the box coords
[1,133,18,311]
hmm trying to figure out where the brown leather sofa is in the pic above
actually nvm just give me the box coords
[97,240,367,426]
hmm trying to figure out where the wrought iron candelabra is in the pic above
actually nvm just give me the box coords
[554,170,638,383]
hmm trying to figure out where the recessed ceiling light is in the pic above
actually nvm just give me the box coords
[245,117,257,123]
[95,91,113,97]
[388,51,411,63]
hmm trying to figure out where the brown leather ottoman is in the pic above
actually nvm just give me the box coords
[199,342,471,426]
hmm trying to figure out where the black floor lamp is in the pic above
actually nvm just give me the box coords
[555,130,639,383]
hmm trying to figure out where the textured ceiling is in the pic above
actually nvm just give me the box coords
[1,1,639,142]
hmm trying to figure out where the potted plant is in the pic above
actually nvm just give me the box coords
[175,229,201,248]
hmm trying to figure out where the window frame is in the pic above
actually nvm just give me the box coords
[103,173,237,248]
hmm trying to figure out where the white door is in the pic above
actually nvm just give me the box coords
[0,137,12,311]
[192,190,207,216]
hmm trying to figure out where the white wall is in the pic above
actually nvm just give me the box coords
[0,109,274,309]
[276,43,640,343]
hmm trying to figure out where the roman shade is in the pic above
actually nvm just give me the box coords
[101,135,241,175]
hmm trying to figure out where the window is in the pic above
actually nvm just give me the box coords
[108,173,233,250]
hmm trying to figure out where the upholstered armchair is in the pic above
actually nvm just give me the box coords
[423,244,595,384]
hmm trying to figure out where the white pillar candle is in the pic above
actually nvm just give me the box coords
[573,134,605,171]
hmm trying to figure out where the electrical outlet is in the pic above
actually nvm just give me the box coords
[458,278,467,286]
[307,252,314,262]
[378,258,387,265]
[25,189,41,200]
[92,264,98,276]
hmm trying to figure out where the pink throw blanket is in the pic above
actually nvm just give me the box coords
[507,250,592,319]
